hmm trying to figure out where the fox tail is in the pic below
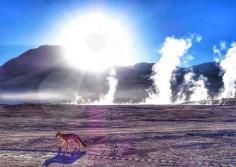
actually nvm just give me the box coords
[76,137,87,147]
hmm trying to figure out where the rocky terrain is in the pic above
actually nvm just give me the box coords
[0,104,236,166]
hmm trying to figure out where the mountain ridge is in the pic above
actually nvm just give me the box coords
[0,45,223,103]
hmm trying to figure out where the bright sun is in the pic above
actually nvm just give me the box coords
[56,12,136,71]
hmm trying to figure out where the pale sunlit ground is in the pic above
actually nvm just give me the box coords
[0,104,236,166]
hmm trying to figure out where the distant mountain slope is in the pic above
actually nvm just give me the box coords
[0,45,223,103]
[0,45,64,90]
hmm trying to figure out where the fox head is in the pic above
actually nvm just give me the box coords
[55,131,60,138]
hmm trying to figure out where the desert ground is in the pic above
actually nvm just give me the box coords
[0,104,236,167]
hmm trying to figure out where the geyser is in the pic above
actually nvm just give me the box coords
[145,36,192,104]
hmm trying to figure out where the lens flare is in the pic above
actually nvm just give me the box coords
[55,12,136,72]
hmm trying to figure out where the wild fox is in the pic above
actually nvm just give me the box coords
[55,131,87,150]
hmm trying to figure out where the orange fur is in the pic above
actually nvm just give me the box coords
[56,131,87,150]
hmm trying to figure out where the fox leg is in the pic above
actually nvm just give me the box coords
[59,139,65,148]
[68,140,72,148]
[73,140,77,149]
[75,139,80,149]
[78,141,80,149]
[66,140,69,151]
[69,140,76,150]
[69,140,74,150]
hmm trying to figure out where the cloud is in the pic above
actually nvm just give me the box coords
[195,35,202,43]
[181,34,201,66]
[220,41,227,50]
[181,54,194,66]
[213,41,228,62]
[189,33,202,43]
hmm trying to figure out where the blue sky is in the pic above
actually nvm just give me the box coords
[0,0,236,66]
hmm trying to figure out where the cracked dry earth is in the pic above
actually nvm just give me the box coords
[0,104,236,166]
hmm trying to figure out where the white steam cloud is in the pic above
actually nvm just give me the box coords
[181,54,194,67]
[219,43,236,98]
[145,36,193,104]
[195,35,202,43]
[93,68,118,104]
[176,72,208,103]
[213,41,227,63]
[0,91,65,102]
[68,93,84,104]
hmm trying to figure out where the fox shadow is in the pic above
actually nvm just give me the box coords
[42,147,86,167]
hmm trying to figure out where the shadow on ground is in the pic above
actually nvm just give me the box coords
[42,147,86,167]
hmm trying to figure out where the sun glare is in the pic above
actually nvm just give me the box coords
[56,12,136,71]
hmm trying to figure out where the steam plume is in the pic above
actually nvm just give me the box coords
[176,72,208,103]
[94,68,118,104]
[219,43,236,98]
[146,36,192,104]
[70,93,84,104]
